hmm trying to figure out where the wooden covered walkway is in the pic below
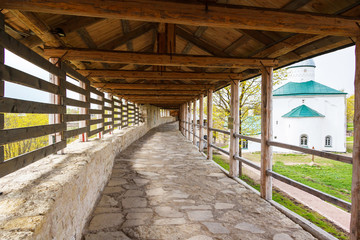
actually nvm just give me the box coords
[83,122,315,240]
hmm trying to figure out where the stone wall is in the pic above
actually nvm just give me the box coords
[0,106,175,240]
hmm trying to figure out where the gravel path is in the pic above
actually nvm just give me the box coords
[83,122,316,240]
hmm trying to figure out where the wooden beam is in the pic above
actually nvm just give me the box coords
[260,66,273,200]
[193,100,196,145]
[199,94,204,152]
[44,48,278,68]
[79,69,243,80]
[112,90,203,96]
[93,83,213,90]
[2,0,359,36]
[207,89,213,160]
[176,27,228,57]
[182,26,207,54]
[351,38,360,240]
[0,13,4,162]
[229,80,240,177]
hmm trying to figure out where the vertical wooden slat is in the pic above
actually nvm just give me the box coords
[229,80,240,177]
[207,89,213,160]
[188,102,191,141]
[111,96,115,132]
[79,80,90,142]
[350,39,360,240]
[199,95,204,152]
[193,100,196,145]
[49,58,65,154]
[99,92,104,138]
[0,13,4,162]
[260,66,273,200]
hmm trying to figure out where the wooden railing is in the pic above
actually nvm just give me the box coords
[0,27,141,178]
[180,119,352,211]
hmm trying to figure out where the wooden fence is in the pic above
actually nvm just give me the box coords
[0,27,141,178]
[179,119,352,211]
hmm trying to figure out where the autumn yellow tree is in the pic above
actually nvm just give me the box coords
[4,113,49,160]
[347,94,354,123]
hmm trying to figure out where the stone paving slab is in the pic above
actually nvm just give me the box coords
[83,122,316,240]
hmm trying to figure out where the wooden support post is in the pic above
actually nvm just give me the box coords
[188,102,191,141]
[260,66,273,200]
[80,80,90,142]
[49,57,65,154]
[199,94,204,152]
[229,80,240,177]
[193,100,196,145]
[0,13,4,162]
[111,96,115,132]
[350,38,360,240]
[207,89,213,160]
[98,92,104,138]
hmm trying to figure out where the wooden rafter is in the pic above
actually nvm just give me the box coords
[93,83,213,90]
[44,48,278,68]
[1,0,359,36]
[113,90,204,96]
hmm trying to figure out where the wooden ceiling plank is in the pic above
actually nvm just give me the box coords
[121,19,133,51]
[1,0,358,36]
[78,69,243,80]
[176,27,228,57]
[44,48,278,68]
[98,23,155,50]
[181,26,208,54]
[113,90,203,95]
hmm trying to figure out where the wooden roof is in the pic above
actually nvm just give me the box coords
[1,0,359,108]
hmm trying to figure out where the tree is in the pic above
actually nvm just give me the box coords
[213,68,287,150]
[4,113,49,160]
[347,94,354,123]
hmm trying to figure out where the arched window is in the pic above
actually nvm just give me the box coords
[325,136,332,147]
[300,134,308,147]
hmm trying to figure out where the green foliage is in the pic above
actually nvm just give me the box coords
[346,95,354,124]
[213,68,287,136]
[4,113,49,160]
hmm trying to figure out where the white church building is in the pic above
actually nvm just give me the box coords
[245,59,347,153]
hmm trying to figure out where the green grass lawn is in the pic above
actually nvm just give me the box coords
[242,152,352,203]
[347,122,354,132]
[212,154,349,240]
[347,136,353,142]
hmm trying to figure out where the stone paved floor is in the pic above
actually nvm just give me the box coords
[83,122,316,240]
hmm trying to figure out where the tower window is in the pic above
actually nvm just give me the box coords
[300,134,308,147]
[325,136,332,147]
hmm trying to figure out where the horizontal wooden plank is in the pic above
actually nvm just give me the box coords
[103,114,113,118]
[0,64,60,94]
[64,126,87,138]
[210,127,230,135]
[89,118,103,125]
[44,48,278,68]
[0,28,65,76]
[64,114,90,122]
[268,140,352,164]
[113,117,122,121]
[89,127,103,137]
[93,83,212,90]
[78,69,243,80]
[89,109,103,115]
[114,123,122,128]
[234,133,261,143]
[0,97,65,114]
[103,106,112,111]
[64,81,87,96]
[0,141,66,178]
[234,156,261,171]
[268,170,351,211]
[210,143,230,155]
[64,97,90,108]
[103,98,112,104]
[89,98,103,105]
[61,63,89,85]
[103,121,112,127]
[0,123,65,145]
[5,0,359,35]
[90,86,104,97]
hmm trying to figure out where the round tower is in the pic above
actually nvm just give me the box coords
[287,59,316,83]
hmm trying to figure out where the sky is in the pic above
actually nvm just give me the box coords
[3,46,356,102]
